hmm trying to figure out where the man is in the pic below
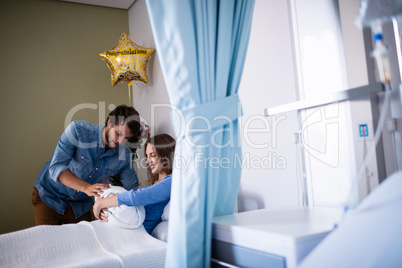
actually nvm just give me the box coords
[32,105,140,225]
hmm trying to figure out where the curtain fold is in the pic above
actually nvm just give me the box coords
[146,0,255,267]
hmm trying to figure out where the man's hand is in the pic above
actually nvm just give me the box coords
[59,170,110,197]
[83,183,109,197]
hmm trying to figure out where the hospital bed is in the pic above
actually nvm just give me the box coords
[0,221,165,268]
[0,194,171,268]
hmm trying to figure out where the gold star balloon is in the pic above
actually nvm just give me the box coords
[99,32,155,86]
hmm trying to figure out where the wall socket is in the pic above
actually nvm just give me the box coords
[354,121,374,141]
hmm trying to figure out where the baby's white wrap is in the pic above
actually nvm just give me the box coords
[97,184,145,229]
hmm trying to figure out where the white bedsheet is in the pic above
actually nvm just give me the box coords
[0,220,166,268]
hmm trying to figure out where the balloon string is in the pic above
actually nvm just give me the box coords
[127,83,133,107]
[126,81,142,107]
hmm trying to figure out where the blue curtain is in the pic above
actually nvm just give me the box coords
[146,0,255,267]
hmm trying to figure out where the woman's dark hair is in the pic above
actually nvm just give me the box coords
[144,133,176,185]
[105,105,141,144]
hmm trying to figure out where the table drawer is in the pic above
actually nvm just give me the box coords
[211,239,286,268]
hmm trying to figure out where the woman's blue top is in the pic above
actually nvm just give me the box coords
[118,174,172,233]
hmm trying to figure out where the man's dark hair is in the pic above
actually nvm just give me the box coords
[105,105,141,144]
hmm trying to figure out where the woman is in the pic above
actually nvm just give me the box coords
[93,133,175,234]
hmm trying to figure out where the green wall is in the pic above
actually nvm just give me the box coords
[0,0,130,234]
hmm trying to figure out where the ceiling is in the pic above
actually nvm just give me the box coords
[60,0,136,9]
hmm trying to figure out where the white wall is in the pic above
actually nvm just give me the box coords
[237,0,300,210]
[129,0,174,184]
[128,0,300,209]
[339,0,381,202]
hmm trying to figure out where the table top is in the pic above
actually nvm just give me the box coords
[212,206,344,258]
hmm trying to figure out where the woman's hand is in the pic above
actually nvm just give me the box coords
[93,195,119,220]
[100,210,109,222]
[93,198,106,220]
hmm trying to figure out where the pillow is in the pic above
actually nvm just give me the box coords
[96,185,145,229]
[151,201,170,242]
[151,221,169,242]
[161,201,170,221]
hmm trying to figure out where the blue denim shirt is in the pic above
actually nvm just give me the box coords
[34,120,139,218]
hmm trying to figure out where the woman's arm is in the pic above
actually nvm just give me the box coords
[118,175,172,207]
[94,175,172,221]
[93,195,118,220]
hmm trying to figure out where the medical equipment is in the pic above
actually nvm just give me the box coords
[371,21,392,83]
[344,0,402,209]
[345,83,392,208]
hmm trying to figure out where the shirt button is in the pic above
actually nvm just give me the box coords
[96,168,98,170]
[89,176,92,178]
[81,156,84,159]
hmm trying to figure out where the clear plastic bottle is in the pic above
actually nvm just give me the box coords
[371,22,392,83]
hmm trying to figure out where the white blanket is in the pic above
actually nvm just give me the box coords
[0,220,166,268]
[97,185,146,229]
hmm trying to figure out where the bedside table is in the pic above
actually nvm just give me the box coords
[211,207,343,268]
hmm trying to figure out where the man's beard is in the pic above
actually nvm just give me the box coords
[104,128,111,149]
